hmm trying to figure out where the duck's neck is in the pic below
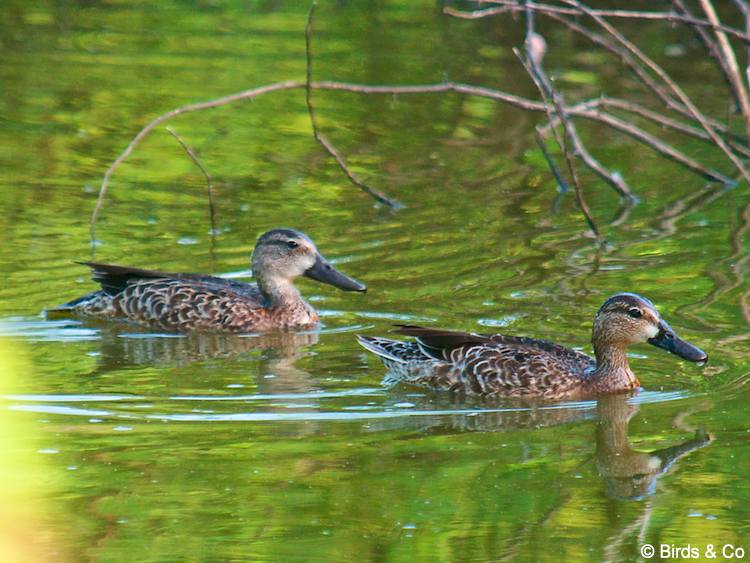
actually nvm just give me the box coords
[591,339,640,392]
[257,274,307,310]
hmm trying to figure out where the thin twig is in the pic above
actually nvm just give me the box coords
[460,1,750,147]
[518,6,602,239]
[304,3,400,209]
[732,0,750,63]
[90,80,735,243]
[89,80,301,246]
[564,119,633,201]
[443,6,510,19]
[477,0,750,42]
[521,10,633,202]
[698,0,750,137]
[561,0,750,185]
[672,0,741,113]
[534,128,569,193]
[542,105,735,185]
[591,97,750,158]
[165,127,218,259]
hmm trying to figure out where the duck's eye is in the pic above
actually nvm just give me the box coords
[286,240,299,249]
[628,308,642,319]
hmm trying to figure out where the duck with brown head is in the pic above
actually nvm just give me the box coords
[48,228,366,332]
[588,293,707,394]
[357,292,706,400]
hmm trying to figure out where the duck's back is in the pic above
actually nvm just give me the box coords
[453,335,595,397]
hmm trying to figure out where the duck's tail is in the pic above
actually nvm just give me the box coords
[356,335,410,364]
[357,335,434,365]
[44,291,109,319]
[357,334,444,389]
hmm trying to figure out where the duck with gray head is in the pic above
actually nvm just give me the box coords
[357,293,707,400]
[48,228,366,332]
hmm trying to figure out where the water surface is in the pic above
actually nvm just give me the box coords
[1,2,749,561]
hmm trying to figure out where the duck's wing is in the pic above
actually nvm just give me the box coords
[394,325,595,396]
[487,334,594,371]
[80,262,260,299]
[393,324,493,361]
[81,262,182,295]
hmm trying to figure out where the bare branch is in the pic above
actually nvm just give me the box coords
[672,0,742,112]
[542,104,736,185]
[732,0,750,63]
[476,0,750,42]
[560,0,750,184]
[698,0,750,137]
[591,97,750,158]
[305,3,400,209]
[517,7,602,239]
[89,80,300,246]
[89,80,737,243]
[165,127,218,255]
[460,1,750,147]
[534,128,570,194]
[443,6,510,19]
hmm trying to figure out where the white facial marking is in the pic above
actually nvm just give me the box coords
[643,322,659,339]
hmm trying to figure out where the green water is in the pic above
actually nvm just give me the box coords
[1,1,749,561]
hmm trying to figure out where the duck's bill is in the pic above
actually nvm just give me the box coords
[647,320,707,363]
[304,255,366,292]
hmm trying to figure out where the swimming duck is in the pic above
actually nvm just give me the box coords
[357,293,706,399]
[48,228,366,332]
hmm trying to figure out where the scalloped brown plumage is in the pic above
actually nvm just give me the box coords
[357,293,707,400]
[47,228,366,332]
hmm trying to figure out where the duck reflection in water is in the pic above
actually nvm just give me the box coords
[370,392,712,501]
[595,394,712,500]
[84,325,321,395]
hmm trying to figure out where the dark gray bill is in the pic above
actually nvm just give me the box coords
[304,254,366,292]
[647,320,707,363]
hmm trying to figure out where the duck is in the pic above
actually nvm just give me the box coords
[357,293,707,399]
[48,228,366,332]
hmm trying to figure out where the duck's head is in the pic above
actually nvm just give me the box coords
[251,228,366,292]
[593,293,707,363]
